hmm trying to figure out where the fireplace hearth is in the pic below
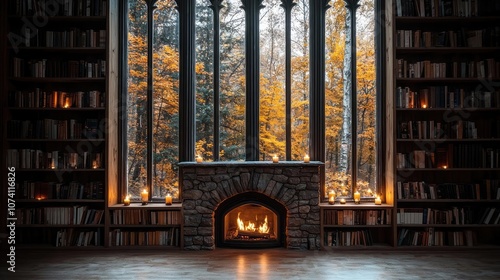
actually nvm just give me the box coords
[179,161,322,250]
[215,192,286,248]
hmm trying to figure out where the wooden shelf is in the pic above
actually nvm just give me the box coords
[108,203,183,210]
[109,224,182,228]
[16,199,105,203]
[8,107,105,111]
[9,77,106,83]
[17,224,105,228]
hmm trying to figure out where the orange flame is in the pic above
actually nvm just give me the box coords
[237,212,269,234]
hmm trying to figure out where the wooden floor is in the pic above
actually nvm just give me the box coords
[2,248,500,279]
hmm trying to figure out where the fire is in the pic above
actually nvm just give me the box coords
[237,212,269,234]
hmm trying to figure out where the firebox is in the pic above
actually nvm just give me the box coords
[215,192,286,248]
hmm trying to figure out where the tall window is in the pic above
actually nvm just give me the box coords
[125,0,179,200]
[122,0,381,201]
[325,0,377,199]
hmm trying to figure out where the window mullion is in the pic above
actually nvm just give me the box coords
[309,0,330,162]
[145,0,158,200]
[209,0,223,162]
[281,0,296,161]
[241,0,263,161]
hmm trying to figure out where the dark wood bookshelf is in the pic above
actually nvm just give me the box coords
[1,0,118,249]
[392,0,500,249]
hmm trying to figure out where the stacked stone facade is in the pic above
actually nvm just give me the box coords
[179,161,322,250]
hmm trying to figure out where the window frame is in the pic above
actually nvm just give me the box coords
[118,0,386,203]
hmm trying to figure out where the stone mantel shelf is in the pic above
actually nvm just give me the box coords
[178,161,324,167]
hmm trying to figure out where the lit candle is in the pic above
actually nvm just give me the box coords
[272,154,279,163]
[340,198,346,204]
[328,191,336,205]
[303,154,310,163]
[196,155,203,163]
[141,189,148,205]
[165,194,172,205]
[354,191,361,204]
[63,97,71,108]
[123,195,130,206]
[374,196,382,205]
[422,104,427,109]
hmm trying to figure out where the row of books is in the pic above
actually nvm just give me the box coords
[15,206,104,225]
[22,28,106,48]
[108,228,180,247]
[396,86,500,109]
[12,57,106,78]
[16,181,104,200]
[396,28,500,48]
[396,58,499,79]
[396,145,500,168]
[398,120,486,140]
[397,207,500,225]
[396,0,500,17]
[322,209,391,226]
[110,210,181,225]
[9,89,104,108]
[10,0,107,17]
[6,149,103,169]
[398,228,475,247]
[396,180,500,200]
[323,230,374,247]
[7,118,103,140]
[56,229,102,247]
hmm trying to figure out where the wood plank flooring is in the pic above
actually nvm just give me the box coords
[2,248,500,279]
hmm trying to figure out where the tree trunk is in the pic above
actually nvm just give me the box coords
[339,11,352,175]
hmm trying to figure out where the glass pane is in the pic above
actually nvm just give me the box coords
[126,0,179,200]
[126,0,148,199]
[259,0,286,161]
[152,0,179,199]
[196,1,214,161]
[220,0,246,161]
[356,0,376,198]
[291,0,310,160]
[325,0,352,198]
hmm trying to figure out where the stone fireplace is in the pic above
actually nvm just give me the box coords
[179,161,322,250]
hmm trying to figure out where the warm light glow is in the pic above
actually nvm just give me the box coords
[328,191,336,204]
[63,97,71,108]
[272,154,279,163]
[442,165,448,169]
[196,155,203,163]
[340,198,346,204]
[354,191,361,204]
[375,196,382,205]
[165,193,172,205]
[303,154,310,163]
[237,212,269,234]
[141,189,148,204]
[422,104,427,109]
[123,195,131,206]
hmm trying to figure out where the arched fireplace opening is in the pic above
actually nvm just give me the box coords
[215,192,286,248]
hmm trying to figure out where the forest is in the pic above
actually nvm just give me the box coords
[126,0,376,200]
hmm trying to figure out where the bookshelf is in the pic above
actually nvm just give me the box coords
[393,0,500,248]
[320,203,394,248]
[1,0,118,248]
[107,204,183,248]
